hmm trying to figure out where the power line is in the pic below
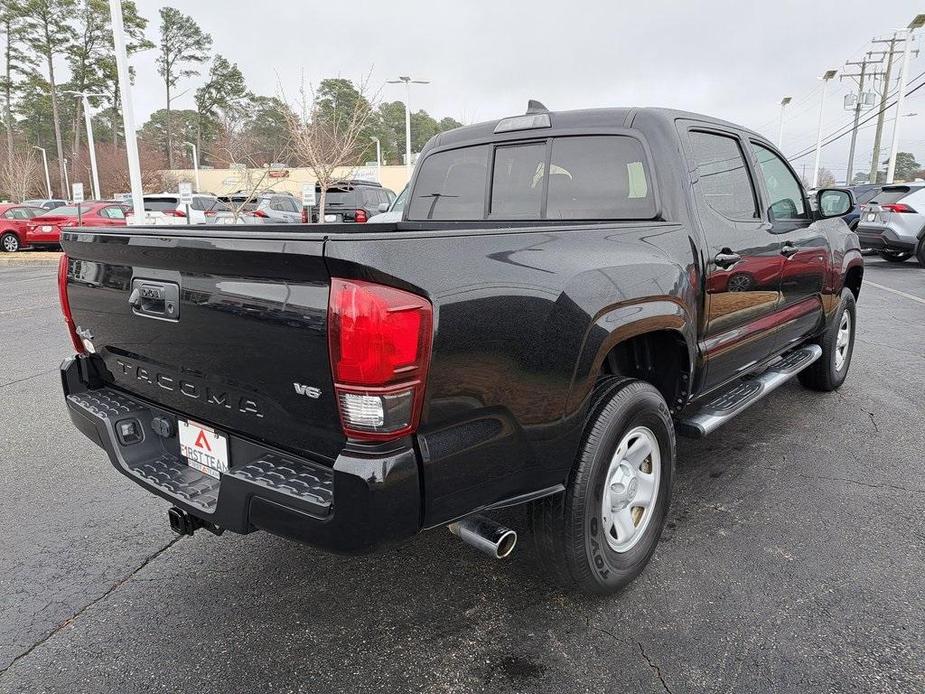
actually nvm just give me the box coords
[786,68,925,162]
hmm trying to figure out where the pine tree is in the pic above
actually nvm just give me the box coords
[19,0,76,197]
[156,6,211,168]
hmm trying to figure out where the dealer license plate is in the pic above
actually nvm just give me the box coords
[178,419,229,479]
[41,225,52,232]
[866,213,876,222]
[324,214,337,222]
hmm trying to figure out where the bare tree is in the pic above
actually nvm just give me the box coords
[282,74,377,222]
[0,144,40,200]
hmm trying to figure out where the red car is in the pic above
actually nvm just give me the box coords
[18,202,129,251]
[0,203,47,252]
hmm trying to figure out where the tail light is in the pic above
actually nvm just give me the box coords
[163,209,186,218]
[354,209,368,223]
[57,254,86,354]
[249,209,269,218]
[301,207,308,223]
[881,203,916,213]
[328,279,433,440]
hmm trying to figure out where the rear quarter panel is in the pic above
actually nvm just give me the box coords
[325,222,698,526]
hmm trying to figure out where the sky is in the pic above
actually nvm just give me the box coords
[127,0,925,182]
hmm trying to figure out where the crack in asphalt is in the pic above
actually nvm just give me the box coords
[0,368,58,390]
[834,390,880,434]
[0,536,184,678]
[584,616,674,694]
[637,641,674,694]
[758,465,923,494]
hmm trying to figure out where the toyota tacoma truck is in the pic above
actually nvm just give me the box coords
[57,104,863,594]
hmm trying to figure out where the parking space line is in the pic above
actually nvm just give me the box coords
[865,281,925,306]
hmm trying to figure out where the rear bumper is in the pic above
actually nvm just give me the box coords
[61,355,421,554]
[855,225,917,252]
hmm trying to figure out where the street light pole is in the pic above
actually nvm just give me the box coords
[371,136,381,181]
[183,141,200,191]
[386,76,429,175]
[777,96,791,149]
[812,70,838,189]
[63,157,70,194]
[886,15,925,183]
[108,0,145,223]
[64,90,106,199]
[33,146,51,198]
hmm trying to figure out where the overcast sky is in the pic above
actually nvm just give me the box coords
[129,0,925,181]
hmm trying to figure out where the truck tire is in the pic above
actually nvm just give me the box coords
[798,288,856,392]
[1,232,19,253]
[528,377,675,594]
[877,250,911,262]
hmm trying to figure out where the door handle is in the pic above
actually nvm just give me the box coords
[714,251,741,269]
[780,243,799,257]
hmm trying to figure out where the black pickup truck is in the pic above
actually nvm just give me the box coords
[58,104,863,594]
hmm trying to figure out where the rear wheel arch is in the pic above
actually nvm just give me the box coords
[600,328,693,413]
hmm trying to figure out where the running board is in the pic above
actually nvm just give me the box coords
[676,344,822,438]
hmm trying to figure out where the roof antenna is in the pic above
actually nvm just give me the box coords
[526,100,549,115]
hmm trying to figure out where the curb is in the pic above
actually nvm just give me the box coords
[0,252,62,266]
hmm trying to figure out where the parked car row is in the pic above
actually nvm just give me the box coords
[0,201,129,252]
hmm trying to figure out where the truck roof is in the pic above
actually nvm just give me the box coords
[429,106,767,150]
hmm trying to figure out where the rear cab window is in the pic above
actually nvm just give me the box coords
[407,135,656,222]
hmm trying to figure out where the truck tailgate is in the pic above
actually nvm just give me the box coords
[62,228,344,462]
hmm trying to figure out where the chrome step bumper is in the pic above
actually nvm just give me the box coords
[677,344,822,438]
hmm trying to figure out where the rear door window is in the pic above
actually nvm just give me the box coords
[689,131,757,220]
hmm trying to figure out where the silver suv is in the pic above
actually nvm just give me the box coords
[219,192,303,223]
[856,183,925,265]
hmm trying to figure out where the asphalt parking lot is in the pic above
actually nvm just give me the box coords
[0,252,922,694]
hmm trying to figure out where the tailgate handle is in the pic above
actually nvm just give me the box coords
[130,279,180,321]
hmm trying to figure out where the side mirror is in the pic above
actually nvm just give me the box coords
[817,189,851,218]
[377,202,389,213]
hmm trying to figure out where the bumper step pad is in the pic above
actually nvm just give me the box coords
[229,454,333,508]
[67,387,333,515]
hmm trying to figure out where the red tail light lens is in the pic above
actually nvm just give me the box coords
[57,254,86,354]
[163,209,186,218]
[354,209,368,223]
[250,209,269,218]
[328,279,432,440]
[881,203,916,213]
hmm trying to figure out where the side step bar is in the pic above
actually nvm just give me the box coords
[677,344,822,438]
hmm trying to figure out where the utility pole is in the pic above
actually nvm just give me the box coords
[887,15,925,183]
[841,55,883,185]
[868,34,903,183]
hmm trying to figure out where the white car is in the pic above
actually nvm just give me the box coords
[129,194,232,225]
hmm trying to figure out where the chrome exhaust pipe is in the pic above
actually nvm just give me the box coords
[448,515,517,559]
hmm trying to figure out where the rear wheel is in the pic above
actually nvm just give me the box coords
[917,238,925,267]
[798,288,856,392]
[528,378,675,594]
[877,250,912,263]
[1,232,20,252]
